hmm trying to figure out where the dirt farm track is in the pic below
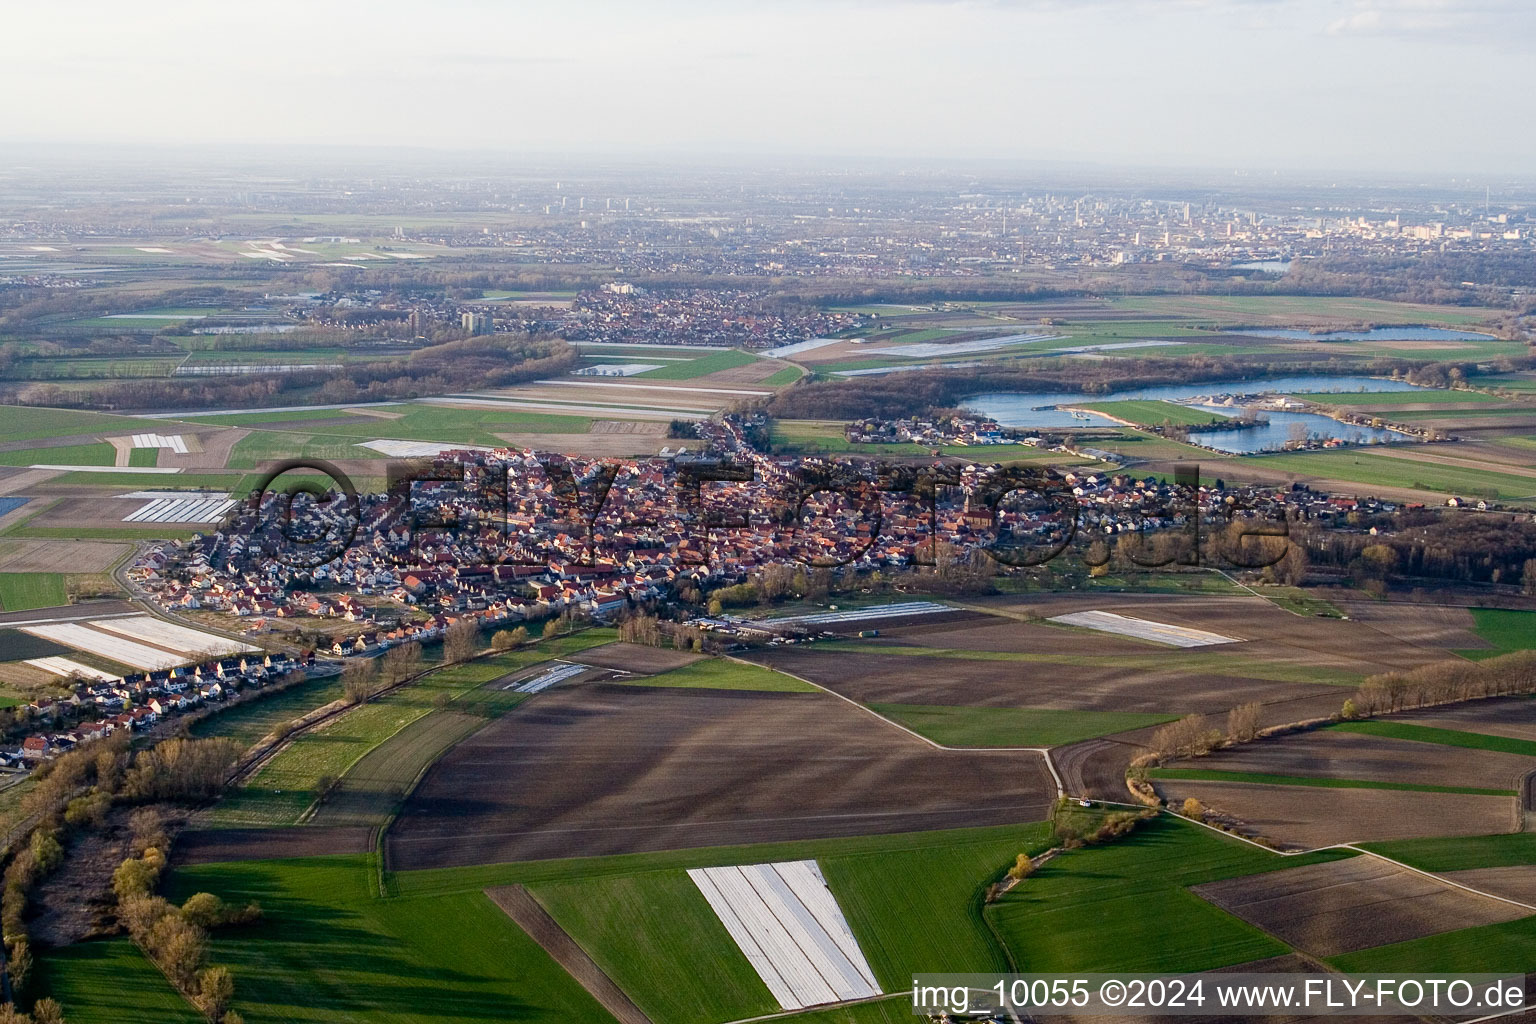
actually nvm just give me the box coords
[384,681,1055,870]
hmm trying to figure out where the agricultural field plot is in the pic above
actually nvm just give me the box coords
[868,703,1179,748]
[1435,866,1536,907]
[186,402,592,446]
[486,885,656,1024]
[188,674,345,747]
[174,827,375,865]
[0,405,174,444]
[1074,400,1231,427]
[1151,778,1515,849]
[122,495,236,522]
[0,537,125,577]
[1455,608,1536,660]
[1243,449,1536,503]
[0,441,116,467]
[308,709,495,828]
[634,349,759,380]
[688,860,880,1010]
[92,614,258,656]
[1330,599,1487,650]
[758,600,956,628]
[19,621,189,670]
[1385,696,1536,744]
[23,656,118,681]
[1048,609,1242,647]
[0,571,69,611]
[1153,727,1535,794]
[568,641,702,674]
[213,636,617,827]
[987,815,1354,974]
[153,855,622,1024]
[751,643,1355,717]
[0,628,76,661]
[37,939,204,1024]
[976,592,1455,675]
[1192,856,1531,958]
[130,820,1052,1024]
[386,683,1056,869]
[612,659,817,693]
[398,820,1051,1022]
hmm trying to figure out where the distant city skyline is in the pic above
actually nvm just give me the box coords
[4,0,1534,175]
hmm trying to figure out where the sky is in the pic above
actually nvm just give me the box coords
[2,0,1533,174]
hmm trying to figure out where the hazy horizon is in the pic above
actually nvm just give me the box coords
[4,0,1534,176]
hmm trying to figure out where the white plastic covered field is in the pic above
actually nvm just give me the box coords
[689,860,880,1010]
[131,433,190,453]
[92,615,256,656]
[356,439,498,458]
[23,657,119,682]
[509,662,586,694]
[19,623,185,671]
[122,497,237,523]
[1048,610,1241,647]
[19,616,252,671]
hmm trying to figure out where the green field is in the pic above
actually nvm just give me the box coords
[42,470,256,493]
[1459,608,1536,659]
[1363,831,1536,872]
[1296,389,1503,406]
[869,703,1177,747]
[1327,720,1536,758]
[532,822,1052,1015]
[617,658,817,693]
[37,939,203,1024]
[0,571,69,611]
[87,819,1063,1024]
[1147,767,1514,797]
[1329,915,1536,974]
[0,441,116,466]
[762,366,804,386]
[0,404,170,443]
[987,816,1354,974]
[534,872,777,1024]
[1076,400,1232,427]
[777,418,959,454]
[157,857,619,1024]
[188,674,346,747]
[308,709,491,827]
[184,403,591,445]
[212,631,616,826]
[1245,450,1536,501]
[760,998,910,1024]
[635,349,757,380]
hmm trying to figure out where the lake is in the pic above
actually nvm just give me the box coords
[966,374,1422,453]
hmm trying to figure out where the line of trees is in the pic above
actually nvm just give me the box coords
[114,811,257,1024]
[1345,649,1536,718]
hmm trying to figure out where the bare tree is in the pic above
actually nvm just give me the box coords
[491,626,529,651]
[341,658,381,705]
[379,641,422,686]
[1226,702,1262,743]
[443,618,479,664]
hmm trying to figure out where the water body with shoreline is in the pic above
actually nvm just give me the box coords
[967,375,1423,452]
